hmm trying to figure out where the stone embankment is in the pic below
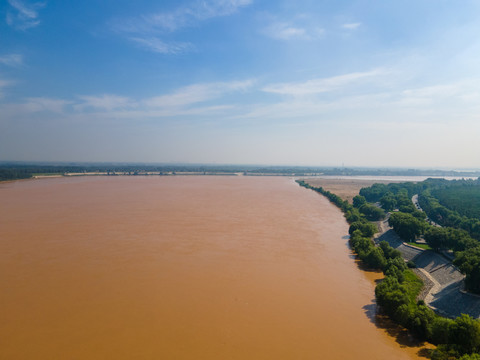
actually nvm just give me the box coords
[374,218,480,319]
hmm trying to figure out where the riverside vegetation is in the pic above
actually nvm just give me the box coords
[297,179,480,360]
[360,179,480,294]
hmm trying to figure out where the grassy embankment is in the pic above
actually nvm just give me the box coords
[406,242,432,250]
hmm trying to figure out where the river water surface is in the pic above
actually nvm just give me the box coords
[0,176,427,359]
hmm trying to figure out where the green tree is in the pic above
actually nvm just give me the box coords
[379,241,403,260]
[375,276,409,315]
[425,227,450,251]
[388,212,426,242]
[349,221,378,237]
[459,354,480,360]
[408,304,436,340]
[431,317,454,345]
[359,203,385,221]
[450,314,480,354]
[353,195,367,208]
[380,192,397,211]
[364,247,387,269]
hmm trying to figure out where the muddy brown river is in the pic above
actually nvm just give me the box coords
[0,176,427,359]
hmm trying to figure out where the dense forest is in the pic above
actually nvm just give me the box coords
[432,186,480,219]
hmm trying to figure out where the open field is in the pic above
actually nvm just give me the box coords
[302,178,403,203]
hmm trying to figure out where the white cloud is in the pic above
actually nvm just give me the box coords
[71,75,479,127]
[263,22,307,40]
[145,0,252,31]
[261,14,326,41]
[0,79,255,122]
[0,79,12,98]
[100,104,237,120]
[314,27,326,37]
[0,54,24,67]
[6,0,45,30]
[396,81,480,109]
[0,97,70,118]
[342,22,361,30]
[144,80,255,109]
[5,71,479,132]
[129,37,194,54]
[115,0,252,53]
[76,95,136,111]
[186,0,252,22]
[401,84,461,99]
[23,97,70,113]
[234,74,480,129]
[262,69,387,96]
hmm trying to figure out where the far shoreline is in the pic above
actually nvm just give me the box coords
[1,173,474,189]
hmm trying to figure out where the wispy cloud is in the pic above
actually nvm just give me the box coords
[147,0,253,31]
[144,80,255,109]
[6,0,45,30]
[23,97,70,113]
[261,14,325,41]
[262,22,307,40]
[342,22,361,30]
[236,74,480,127]
[2,71,480,150]
[396,81,480,107]
[114,0,252,54]
[1,79,254,121]
[76,95,136,111]
[129,37,194,55]
[0,54,24,67]
[0,79,12,98]
[0,97,70,117]
[0,79,258,126]
[262,69,386,96]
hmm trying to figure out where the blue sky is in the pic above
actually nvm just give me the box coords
[1,0,480,168]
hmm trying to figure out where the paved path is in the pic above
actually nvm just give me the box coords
[412,194,440,227]
[374,219,480,318]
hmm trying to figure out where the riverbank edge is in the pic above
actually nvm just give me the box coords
[296,179,480,360]
[295,180,453,357]
[295,184,424,313]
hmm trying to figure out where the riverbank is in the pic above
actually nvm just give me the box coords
[301,177,468,316]
[298,179,480,359]
[296,180,435,348]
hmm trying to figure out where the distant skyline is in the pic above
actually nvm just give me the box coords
[1,0,480,168]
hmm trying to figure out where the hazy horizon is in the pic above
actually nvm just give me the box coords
[1,1,480,168]
[2,160,480,174]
